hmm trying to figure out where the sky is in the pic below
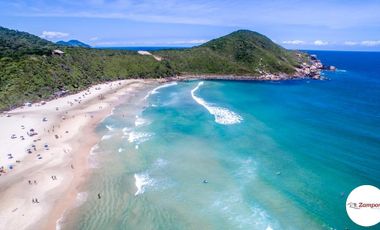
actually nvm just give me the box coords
[0,0,379,51]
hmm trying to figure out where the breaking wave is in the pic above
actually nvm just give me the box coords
[135,116,150,127]
[191,82,243,125]
[144,82,178,99]
[101,134,112,140]
[105,125,114,131]
[123,131,153,144]
[134,173,153,196]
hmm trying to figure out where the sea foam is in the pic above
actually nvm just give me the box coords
[135,116,150,127]
[124,131,153,144]
[101,134,112,140]
[144,82,178,100]
[75,192,88,207]
[191,82,243,125]
[134,173,153,196]
[105,125,114,131]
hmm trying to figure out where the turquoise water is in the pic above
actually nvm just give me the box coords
[64,51,380,229]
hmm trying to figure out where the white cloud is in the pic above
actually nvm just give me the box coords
[282,40,305,45]
[89,36,99,41]
[313,40,328,46]
[40,31,69,39]
[361,40,380,46]
[344,41,358,46]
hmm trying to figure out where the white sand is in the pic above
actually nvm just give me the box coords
[137,50,162,61]
[0,79,158,230]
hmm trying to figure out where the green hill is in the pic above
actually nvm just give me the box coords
[0,26,56,58]
[56,40,91,48]
[155,30,303,75]
[0,26,312,111]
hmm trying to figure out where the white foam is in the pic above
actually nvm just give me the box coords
[191,82,243,125]
[118,148,123,153]
[105,125,114,131]
[134,173,153,196]
[336,69,347,73]
[56,215,65,230]
[75,192,88,207]
[89,144,99,155]
[144,82,178,100]
[101,134,112,140]
[89,144,100,168]
[135,117,150,127]
[122,127,131,135]
[154,158,168,168]
[124,131,153,144]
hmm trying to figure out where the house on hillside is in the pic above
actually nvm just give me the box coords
[52,49,64,55]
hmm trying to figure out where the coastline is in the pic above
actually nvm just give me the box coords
[0,79,160,230]
[0,58,327,229]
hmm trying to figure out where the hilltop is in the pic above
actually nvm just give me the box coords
[155,30,302,76]
[0,26,321,111]
[56,40,91,48]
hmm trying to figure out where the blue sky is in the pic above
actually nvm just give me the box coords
[1,0,379,50]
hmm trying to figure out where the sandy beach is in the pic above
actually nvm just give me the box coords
[0,79,159,230]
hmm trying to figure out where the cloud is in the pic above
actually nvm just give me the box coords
[313,40,328,46]
[361,40,380,46]
[282,40,305,45]
[89,36,99,41]
[344,41,358,46]
[40,31,69,39]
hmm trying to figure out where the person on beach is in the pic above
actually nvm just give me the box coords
[34,180,37,184]
[98,193,101,199]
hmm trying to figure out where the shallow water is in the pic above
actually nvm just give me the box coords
[63,51,380,230]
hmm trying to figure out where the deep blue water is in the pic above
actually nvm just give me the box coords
[67,51,380,230]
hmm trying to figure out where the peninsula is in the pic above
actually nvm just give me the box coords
[0,26,324,111]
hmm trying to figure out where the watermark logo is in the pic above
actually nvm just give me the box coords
[346,185,380,227]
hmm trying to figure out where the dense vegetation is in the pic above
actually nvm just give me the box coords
[0,27,307,111]
[155,30,300,75]
[0,26,55,58]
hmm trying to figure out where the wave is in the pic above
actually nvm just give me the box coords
[122,127,131,136]
[124,131,153,144]
[56,214,65,230]
[101,134,112,140]
[134,173,153,196]
[336,69,347,73]
[89,144,100,168]
[105,125,114,131]
[135,116,150,127]
[212,192,276,229]
[154,158,168,168]
[89,144,99,155]
[144,82,178,100]
[75,192,88,207]
[191,82,243,125]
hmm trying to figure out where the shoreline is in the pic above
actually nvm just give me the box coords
[0,79,159,230]
[0,68,327,229]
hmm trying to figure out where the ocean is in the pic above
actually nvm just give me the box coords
[62,51,380,229]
